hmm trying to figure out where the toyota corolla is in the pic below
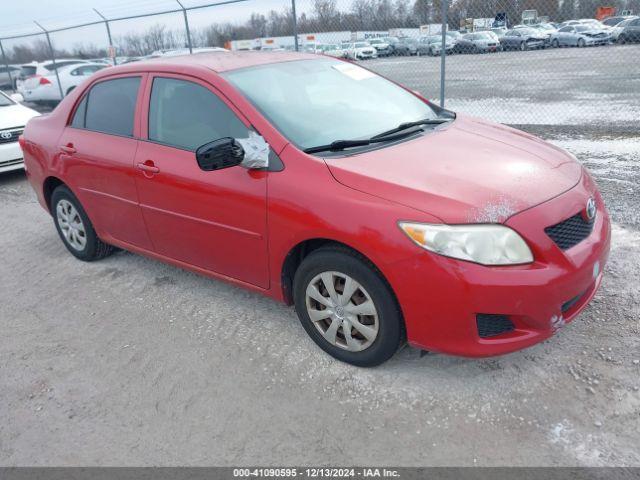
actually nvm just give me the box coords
[20,52,610,366]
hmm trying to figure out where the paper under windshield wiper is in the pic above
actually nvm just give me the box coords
[304,118,449,155]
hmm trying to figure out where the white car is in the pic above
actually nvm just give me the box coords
[0,92,39,173]
[346,42,378,60]
[16,59,90,94]
[20,63,106,104]
[311,43,347,58]
[368,38,393,56]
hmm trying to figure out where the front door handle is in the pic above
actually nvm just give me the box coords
[137,161,160,174]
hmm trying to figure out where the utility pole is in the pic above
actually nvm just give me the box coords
[292,0,299,52]
[34,21,64,100]
[439,0,448,107]
[94,9,117,65]
[0,40,14,92]
[176,0,193,54]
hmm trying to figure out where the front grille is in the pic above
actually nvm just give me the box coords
[545,213,594,250]
[0,128,23,145]
[476,314,515,338]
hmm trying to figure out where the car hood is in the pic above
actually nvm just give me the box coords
[0,103,40,130]
[324,115,582,224]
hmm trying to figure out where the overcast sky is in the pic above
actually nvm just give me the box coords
[0,0,354,48]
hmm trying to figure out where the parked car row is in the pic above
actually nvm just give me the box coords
[304,14,640,60]
[10,47,230,105]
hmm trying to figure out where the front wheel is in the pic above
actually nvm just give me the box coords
[552,39,559,48]
[51,185,114,261]
[293,247,404,367]
[578,38,586,48]
[520,41,528,51]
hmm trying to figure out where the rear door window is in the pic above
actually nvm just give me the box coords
[148,77,250,151]
[72,77,140,136]
[20,66,36,77]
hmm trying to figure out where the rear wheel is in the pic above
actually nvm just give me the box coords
[51,185,114,261]
[293,247,404,367]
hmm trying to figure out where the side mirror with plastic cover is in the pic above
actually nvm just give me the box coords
[195,137,244,171]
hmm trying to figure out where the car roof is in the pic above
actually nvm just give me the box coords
[94,51,318,75]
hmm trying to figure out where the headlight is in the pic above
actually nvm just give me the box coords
[398,222,534,266]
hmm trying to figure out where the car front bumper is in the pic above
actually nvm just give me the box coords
[386,172,611,357]
[0,141,25,173]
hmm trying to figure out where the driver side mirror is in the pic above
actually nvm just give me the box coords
[195,137,245,171]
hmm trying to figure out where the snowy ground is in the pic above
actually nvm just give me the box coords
[0,131,638,466]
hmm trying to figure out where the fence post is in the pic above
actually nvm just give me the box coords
[440,0,448,108]
[291,0,299,52]
[94,9,117,65]
[176,0,193,54]
[34,21,64,100]
[0,40,15,92]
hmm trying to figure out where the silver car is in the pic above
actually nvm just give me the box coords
[550,25,611,47]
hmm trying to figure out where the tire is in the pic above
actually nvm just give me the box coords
[618,35,626,45]
[578,38,586,48]
[293,246,405,367]
[51,185,114,262]
[552,39,559,48]
[520,41,528,51]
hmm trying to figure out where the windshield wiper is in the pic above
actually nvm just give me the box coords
[303,118,450,154]
[371,118,450,139]
[303,128,428,154]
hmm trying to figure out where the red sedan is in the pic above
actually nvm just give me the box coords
[20,52,610,366]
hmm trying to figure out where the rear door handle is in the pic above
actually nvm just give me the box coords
[59,144,76,154]
[137,162,160,174]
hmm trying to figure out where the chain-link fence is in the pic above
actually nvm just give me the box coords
[1,0,638,128]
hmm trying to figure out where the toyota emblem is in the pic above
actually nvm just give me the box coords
[586,197,597,222]
[0,131,13,140]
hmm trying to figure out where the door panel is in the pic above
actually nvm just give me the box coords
[134,141,269,288]
[58,129,152,249]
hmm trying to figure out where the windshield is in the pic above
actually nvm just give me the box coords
[224,59,439,151]
[354,42,369,48]
[0,92,14,107]
[575,25,591,32]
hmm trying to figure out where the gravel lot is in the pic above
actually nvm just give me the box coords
[1,48,639,467]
